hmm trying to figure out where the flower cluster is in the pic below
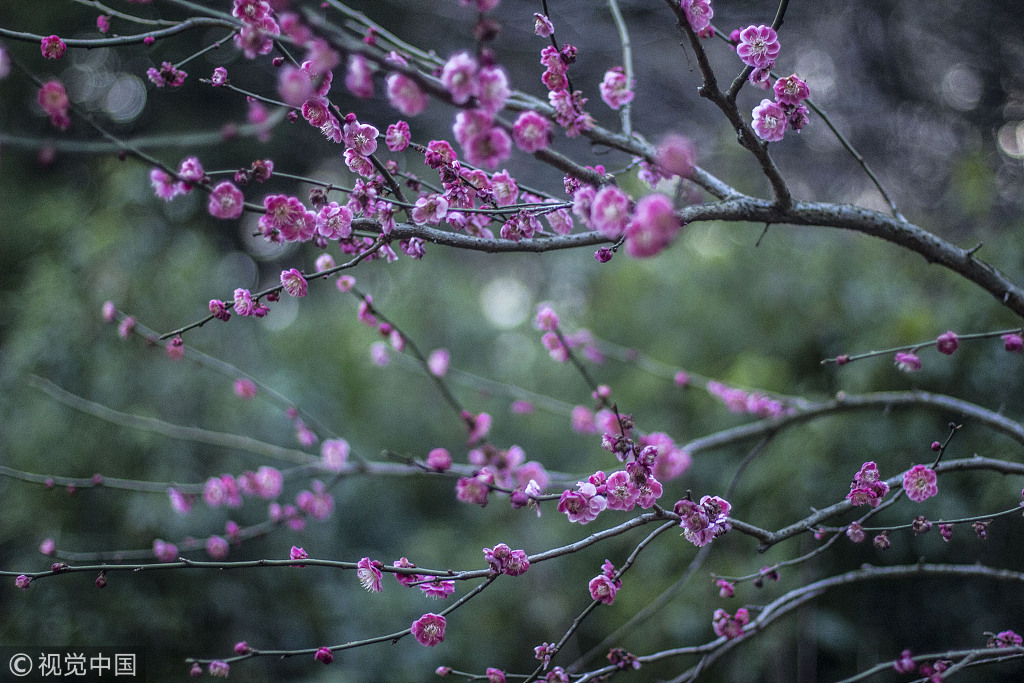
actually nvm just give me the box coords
[146,62,187,88]
[232,0,280,59]
[539,43,594,137]
[988,630,1023,648]
[675,495,732,547]
[458,442,549,508]
[846,461,889,507]
[712,607,749,639]
[37,81,71,131]
[483,543,530,576]
[588,559,622,605]
[390,557,455,598]
[751,73,810,142]
[706,381,786,418]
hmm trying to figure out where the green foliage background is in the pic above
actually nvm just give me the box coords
[2,0,1024,681]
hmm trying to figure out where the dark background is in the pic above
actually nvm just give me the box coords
[2,1,1024,680]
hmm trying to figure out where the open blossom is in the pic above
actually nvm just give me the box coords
[208,661,230,678]
[280,268,308,297]
[736,25,780,68]
[210,66,228,87]
[411,613,446,647]
[512,110,552,153]
[599,67,634,110]
[773,74,810,106]
[477,65,510,115]
[534,13,554,37]
[343,119,379,156]
[656,133,696,178]
[41,35,67,59]
[625,193,681,258]
[357,557,384,592]
[463,127,512,168]
[386,73,429,116]
[752,99,787,142]
[441,52,478,104]
[420,579,456,599]
[152,539,178,562]
[902,464,938,502]
[345,54,374,98]
[385,121,411,151]
[456,471,492,506]
[38,81,71,131]
[894,351,922,372]
[233,288,257,317]
[604,470,640,511]
[412,194,449,225]
[681,0,713,33]
[557,481,607,524]
[589,574,619,605]
[589,185,632,238]
[990,630,1024,648]
[208,181,244,219]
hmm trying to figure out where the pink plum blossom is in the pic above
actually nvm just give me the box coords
[903,464,938,502]
[736,25,780,68]
[280,268,308,297]
[712,607,749,639]
[357,557,384,592]
[345,54,374,97]
[773,74,810,105]
[441,52,478,104]
[625,193,681,258]
[894,351,922,372]
[589,185,632,238]
[599,67,634,110]
[386,73,429,116]
[534,13,554,37]
[675,495,731,546]
[41,36,67,59]
[386,121,411,151]
[411,613,446,647]
[681,0,714,34]
[557,481,607,524]
[38,81,71,131]
[589,574,619,605]
[752,99,787,142]
[208,182,245,219]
